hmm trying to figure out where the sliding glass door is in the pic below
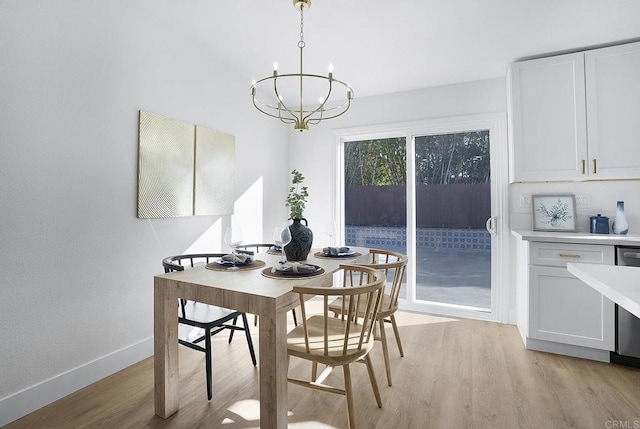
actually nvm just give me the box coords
[337,114,507,321]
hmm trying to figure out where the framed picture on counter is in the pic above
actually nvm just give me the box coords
[532,194,577,232]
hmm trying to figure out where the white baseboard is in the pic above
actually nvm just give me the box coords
[525,337,611,362]
[0,336,153,427]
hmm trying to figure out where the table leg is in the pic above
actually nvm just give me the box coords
[154,277,179,418]
[258,303,288,429]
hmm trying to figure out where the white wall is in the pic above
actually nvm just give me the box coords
[0,1,288,425]
[510,181,640,232]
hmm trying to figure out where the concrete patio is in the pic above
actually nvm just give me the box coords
[346,226,492,310]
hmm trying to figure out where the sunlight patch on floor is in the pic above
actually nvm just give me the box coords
[289,421,337,428]
[222,399,302,426]
[224,399,262,422]
[392,310,459,327]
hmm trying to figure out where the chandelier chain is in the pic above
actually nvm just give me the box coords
[298,7,305,49]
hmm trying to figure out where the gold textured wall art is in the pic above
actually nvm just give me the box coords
[194,126,235,216]
[137,110,235,218]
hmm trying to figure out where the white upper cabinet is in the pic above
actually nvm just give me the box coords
[510,53,587,182]
[509,41,640,182]
[585,42,640,179]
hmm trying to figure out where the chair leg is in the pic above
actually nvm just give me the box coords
[254,314,258,326]
[390,314,404,357]
[241,313,257,366]
[205,328,213,400]
[291,308,298,326]
[228,315,239,344]
[343,364,356,429]
[311,361,318,381]
[378,317,392,386]
[364,354,382,408]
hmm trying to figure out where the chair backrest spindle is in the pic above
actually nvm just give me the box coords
[293,264,384,360]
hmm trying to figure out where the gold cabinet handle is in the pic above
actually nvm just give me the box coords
[581,159,586,174]
[559,253,581,259]
[593,159,597,174]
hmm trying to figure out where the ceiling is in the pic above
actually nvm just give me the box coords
[148,0,640,99]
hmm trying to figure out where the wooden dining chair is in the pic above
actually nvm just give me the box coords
[162,253,257,400]
[237,243,298,327]
[329,248,408,386]
[287,264,386,429]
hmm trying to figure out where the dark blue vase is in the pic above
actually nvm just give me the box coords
[285,218,313,261]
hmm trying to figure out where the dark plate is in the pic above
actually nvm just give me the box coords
[262,264,325,278]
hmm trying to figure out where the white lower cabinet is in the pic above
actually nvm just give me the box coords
[528,242,615,352]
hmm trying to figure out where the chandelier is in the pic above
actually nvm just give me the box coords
[250,0,354,132]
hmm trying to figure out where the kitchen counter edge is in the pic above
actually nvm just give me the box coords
[511,229,640,246]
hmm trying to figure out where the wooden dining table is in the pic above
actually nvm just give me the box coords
[154,247,370,428]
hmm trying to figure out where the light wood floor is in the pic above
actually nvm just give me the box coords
[5,311,640,429]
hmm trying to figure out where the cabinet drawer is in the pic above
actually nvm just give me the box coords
[530,242,614,267]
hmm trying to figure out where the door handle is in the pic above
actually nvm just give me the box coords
[485,216,497,235]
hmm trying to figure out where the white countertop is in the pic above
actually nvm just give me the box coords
[512,229,640,246]
[567,263,640,318]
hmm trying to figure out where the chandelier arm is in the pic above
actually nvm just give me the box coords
[307,98,352,123]
[253,95,303,129]
[272,77,301,123]
[309,97,352,117]
[305,96,352,125]
[302,78,334,123]
[303,79,353,122]
[251,95,297,124]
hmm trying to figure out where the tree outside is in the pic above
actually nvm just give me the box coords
[344,137,406,186]
[416,131,490,185]
[344,131,490,186]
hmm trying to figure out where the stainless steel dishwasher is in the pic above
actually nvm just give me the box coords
[611,246,640,367]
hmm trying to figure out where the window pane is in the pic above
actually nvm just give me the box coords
[414,131,491,310]
[344,138,407,297]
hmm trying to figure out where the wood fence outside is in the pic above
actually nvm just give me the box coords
[345,184,491,229]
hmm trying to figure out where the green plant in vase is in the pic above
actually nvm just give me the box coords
[285,169,309,220]
[284,169,313,261]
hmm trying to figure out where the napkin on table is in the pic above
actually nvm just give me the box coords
[272,262,318,274]
[221,253,253,264]
[322,246,350,256]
